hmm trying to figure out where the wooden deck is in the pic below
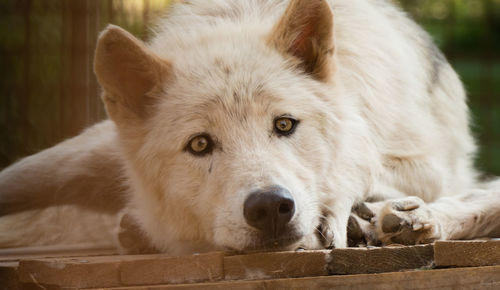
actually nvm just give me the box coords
[1,240,499,289]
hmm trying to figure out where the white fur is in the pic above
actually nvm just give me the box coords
[0,0,498,254]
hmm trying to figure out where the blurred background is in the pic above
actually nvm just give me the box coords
[0,0,499,175]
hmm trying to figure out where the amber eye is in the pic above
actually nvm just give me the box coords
[274,116,298,136]
[187,134,213,156]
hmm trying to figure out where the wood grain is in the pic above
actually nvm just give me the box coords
[18,252,224,288]
[0,243,117,262]
[5,241,499,288]
[434,240,500,267]
[328,244,434,274]
[119,252,224,286]
[224,250,329,280]
[90,265,500,290]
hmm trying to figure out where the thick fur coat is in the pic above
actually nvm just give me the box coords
[0,0,499,255]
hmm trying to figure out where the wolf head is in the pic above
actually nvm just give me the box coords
[95,0,369,254]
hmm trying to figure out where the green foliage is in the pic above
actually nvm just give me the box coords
[398,0,500,175]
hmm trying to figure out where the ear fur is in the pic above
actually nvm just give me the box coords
[268,0,335,82]
[94,25,171,123]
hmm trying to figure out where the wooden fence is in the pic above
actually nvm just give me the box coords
[0,0,170,167]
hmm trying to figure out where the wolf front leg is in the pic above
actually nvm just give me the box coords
[0,120,127,217]
[361,184,500,245]
[429,182,500,240]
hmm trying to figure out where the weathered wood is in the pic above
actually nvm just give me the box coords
[0,244,115,290]
[0,244,117,262]
[434,240,500,267]
[5,242,500,288]
[18,252,224,288]
[119,252,224,286]
[328,244,434,274]
[223,250,329,280]
[19,256,127,288]
[91,265,500,290]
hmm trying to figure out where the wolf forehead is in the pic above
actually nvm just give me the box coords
[149,45,330,130]
[148,21,319,96]
[156,43,311,100]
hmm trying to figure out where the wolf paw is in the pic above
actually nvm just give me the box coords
[372,197,442,245]
[347,203,378,247]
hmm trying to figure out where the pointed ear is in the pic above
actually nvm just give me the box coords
[94,25,171,123]
[268,0,335,82]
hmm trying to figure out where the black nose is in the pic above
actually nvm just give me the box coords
[243,187,295,236]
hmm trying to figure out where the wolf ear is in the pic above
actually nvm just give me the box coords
[94,25,171,123]
[268,0,334,82]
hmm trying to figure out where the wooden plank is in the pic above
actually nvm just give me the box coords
[434,240,500,267]
[11,242,499,289]
[0,244,117,262]
[90,265,500,290]
[68,0,90,135]
[19,256,127,289]
[119,252,224,285]
[223,250,329,280]
[0,262,20,290]
[328,244,434,274]
[0,245,116,290]
[18,252,224,288]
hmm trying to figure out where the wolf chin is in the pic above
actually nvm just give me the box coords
[1,0,499,255]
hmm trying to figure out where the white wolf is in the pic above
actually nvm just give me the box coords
[0,0,499,255]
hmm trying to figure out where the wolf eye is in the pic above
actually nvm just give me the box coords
[187,134,213,156]
[274,116,298,136]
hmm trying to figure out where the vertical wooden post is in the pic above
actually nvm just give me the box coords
[60,0,89,137]
[60,0,71,138]
[21,0,31,154]
[108,0,114,24]
[86,0,105,125]
[482,0,495,172]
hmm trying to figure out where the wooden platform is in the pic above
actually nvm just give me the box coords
[1,240,499,289]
